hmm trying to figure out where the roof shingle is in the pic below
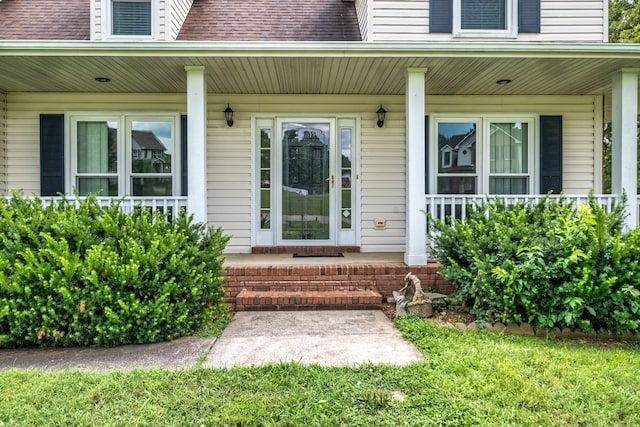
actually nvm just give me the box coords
[0,0,90,40]
[178,0,362,42]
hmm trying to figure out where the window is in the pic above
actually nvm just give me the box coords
[110,0,152,37]
[489,122,529,194]
[453,0,517,37]
[437,121,478,194]
[433,116,534,195]
[70,114,179,196]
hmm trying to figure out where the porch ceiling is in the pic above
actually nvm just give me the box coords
[1,42,640,96]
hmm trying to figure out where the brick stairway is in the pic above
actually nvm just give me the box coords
[224,260,453,311]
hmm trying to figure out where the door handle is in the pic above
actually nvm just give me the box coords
[326,175,335,188]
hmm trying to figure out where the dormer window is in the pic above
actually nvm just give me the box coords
[453,0,516,38]
[110,0,153,37]
[430,0,541,38]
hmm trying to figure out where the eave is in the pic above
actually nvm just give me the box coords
[1,41,639,95]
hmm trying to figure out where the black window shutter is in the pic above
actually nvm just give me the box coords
[518,0,540,33]
[180,114,188,196]
[425,115,430,193]
[40,114,65,196]
[540,115,562,194]
[430,0,452,33]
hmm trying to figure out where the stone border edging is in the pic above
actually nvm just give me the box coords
[434,320,640,341]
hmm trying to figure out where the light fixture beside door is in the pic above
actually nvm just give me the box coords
[224,104,234,127]
[376,105,386,128]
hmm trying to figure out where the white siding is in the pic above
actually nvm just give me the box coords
[0,92,6,193]
[4,93,599,254]
[370,0,429,42]
[355,0,372,41]
[170,0,194,40]
[370,0,607,43]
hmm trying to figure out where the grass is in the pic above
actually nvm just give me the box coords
[1,317,639,426]
[193,303,234,338]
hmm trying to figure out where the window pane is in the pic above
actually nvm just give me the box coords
[77,177,118,196]
[260,189,270,209]
[490,177,529,195]
[131,121,172,174]
[77,121,118,173]
[261,149,270,169]
[490,122,528,173]
[438,176,477,194]
[260,170,270,189]
[260,210,271,229]
[342,209,352,229]
[132,177,172,196]
[260,129,271,149]
[438,122,476,174]
[461,0,506,30]
[113,0,151,36]
[341,169,352,189]
[341,128,352,167]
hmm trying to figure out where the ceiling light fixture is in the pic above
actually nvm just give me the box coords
[95,77,111,83]
[496,79,512,85]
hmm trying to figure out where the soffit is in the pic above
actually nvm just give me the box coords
[1,44,639,95]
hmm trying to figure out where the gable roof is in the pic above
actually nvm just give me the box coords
[0,0,90,40]
[178,0,362,41]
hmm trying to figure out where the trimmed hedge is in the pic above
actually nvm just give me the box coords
[0,193,229,348]
[428,195,640,334]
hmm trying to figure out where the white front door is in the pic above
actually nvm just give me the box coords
[253,116,358,247]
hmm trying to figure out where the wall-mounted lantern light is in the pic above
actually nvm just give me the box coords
[224,104,234,127]
[376,105,386,128]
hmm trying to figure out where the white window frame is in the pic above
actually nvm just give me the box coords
[431,115,537,195]
[452,0,518,38]
[103,0,159,40]
[67,113,180,197]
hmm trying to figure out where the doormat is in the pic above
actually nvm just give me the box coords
[293,253,344,258]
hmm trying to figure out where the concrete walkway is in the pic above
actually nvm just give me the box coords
[0,311,423,371]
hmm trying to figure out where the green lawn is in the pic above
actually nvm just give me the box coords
[1,317,639,426]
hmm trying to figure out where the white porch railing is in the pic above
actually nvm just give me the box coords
[36,196,188,215]
[425,194,623,224]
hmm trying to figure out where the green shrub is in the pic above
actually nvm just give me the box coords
[428,195,640,334]
[0,193,229,348]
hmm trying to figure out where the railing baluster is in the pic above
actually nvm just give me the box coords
[424,194,625,226]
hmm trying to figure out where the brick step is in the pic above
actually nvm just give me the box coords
[223,261,454,310]
[239,280,373,292]
[235,289,383,311]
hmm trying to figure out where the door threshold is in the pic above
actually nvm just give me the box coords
[252,246,360,254]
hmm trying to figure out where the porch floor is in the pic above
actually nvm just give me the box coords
[224,252,404,266]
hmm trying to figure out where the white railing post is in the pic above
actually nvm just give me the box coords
[611,69,639,230]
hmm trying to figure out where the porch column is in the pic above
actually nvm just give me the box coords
[405,68,428,265]
[185,65,208,224]
[611,69,639,230]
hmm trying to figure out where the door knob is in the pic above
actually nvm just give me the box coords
[326,175,335,188]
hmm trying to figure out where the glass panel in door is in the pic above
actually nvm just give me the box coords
[281,122,331,241]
